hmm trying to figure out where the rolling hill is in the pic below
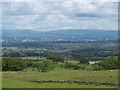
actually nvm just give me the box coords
[2,29,118,40]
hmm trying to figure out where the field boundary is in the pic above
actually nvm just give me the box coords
[32,80,119,86]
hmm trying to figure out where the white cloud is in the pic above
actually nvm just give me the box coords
[2,1,118,31]
[2,0,119,2]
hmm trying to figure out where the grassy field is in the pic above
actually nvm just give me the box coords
[3,78,117,88]
[2,69,118,88]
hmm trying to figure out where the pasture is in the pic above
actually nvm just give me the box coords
[2,69,118,88]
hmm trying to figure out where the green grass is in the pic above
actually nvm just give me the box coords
[2,78,117,88]
[2,69,118,88]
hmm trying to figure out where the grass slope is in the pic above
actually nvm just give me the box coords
[2,78,117,88]
[2,69,118,88]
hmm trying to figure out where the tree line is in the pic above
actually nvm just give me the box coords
[2,56,119,72]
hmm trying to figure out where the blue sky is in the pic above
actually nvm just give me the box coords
[2,0,118,31]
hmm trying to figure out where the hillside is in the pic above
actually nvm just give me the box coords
[2,29,118,40]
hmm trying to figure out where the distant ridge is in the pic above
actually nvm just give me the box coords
[2,29,117,40]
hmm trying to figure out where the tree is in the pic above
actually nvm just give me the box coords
[37,60,55,72]
[63,62,80,70]
[2,57,27,71]
[79,58,89,64]
[96,56,119,70]
[47,55,64,62]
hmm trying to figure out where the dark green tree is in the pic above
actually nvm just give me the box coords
[2,57,27,71]
[47,55,64,62]
[37,60,55,72]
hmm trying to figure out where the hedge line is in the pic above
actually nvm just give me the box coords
[32,80,119,86]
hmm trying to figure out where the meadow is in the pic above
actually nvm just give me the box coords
[2,69,118,88]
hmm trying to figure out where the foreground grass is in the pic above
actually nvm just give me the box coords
[2,78,117,88]
[2,69,118,88]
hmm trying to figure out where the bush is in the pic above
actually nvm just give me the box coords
[63,62,80,70]
[84,64,103,71]
[2,57,27,71]
[96,56,119,70]
[36,60,55,72]
[79,58,89,64]
[47,55,64,62]
[92,64,103,71]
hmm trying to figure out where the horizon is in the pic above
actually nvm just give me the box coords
[2,28,118,32]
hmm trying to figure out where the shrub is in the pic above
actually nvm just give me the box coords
[63,62,80,70]
[96,56,119,70]
[84,64,103,71]
[2,57,27,71]
[47,55,64,62]
[36,60,55,72]
[79,58,89,64]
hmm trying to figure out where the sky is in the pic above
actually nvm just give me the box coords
[2,0,118,31]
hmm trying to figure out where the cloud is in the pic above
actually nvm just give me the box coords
[2,0,119,2]
[2,2,34,15]
[2,1,118,31]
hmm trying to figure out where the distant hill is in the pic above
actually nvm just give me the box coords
[2,29,118,40]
